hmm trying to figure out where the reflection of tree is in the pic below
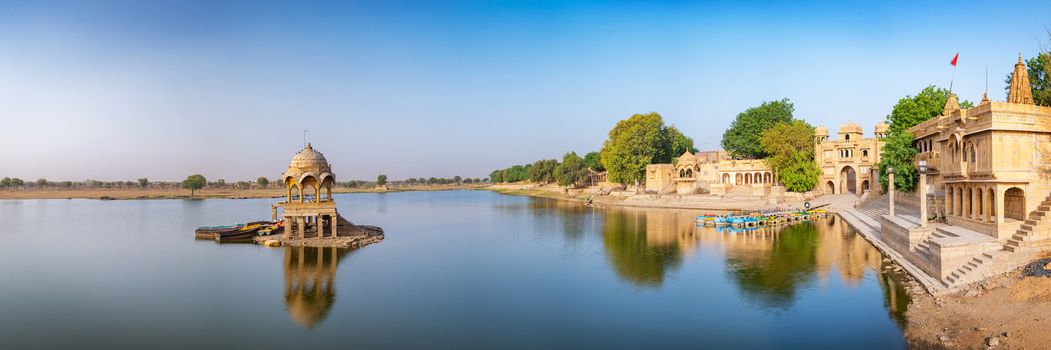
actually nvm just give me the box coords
[725,223,818,309]
[284,246,349,329]
[602,210,682,288]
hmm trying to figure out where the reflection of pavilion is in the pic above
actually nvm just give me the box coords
[283,246,348,329]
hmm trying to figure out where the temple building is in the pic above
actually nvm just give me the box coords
[908,54,1051,242]
[815,122,887,196]
[645,150,777,195]
[278,144,340,239]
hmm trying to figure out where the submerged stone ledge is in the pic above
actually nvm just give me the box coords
[254,221,384,248]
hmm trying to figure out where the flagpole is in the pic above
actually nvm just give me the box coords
[949,64,956,94]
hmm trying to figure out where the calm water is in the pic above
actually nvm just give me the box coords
[0,190,910,349]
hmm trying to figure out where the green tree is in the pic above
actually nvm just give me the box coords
[555,152,587,188]
[0,177,10,188]
[528,159,559,184]
[138,178,149,188]
[760,120,819,192]
[879,86,973,192]
[656,125,698,163]
[453,175,462,184]
[1004,53,1051,106]
[181,174,207,197]
[721,99,794,159]
[583,151,604,171]
[600,112,666,185]
[11,178,24,188]
[256,177,269,187]
[36,178,48,188]
[376,174,388,187]
[489,170,504,183]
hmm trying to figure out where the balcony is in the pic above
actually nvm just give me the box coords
[915,151,941,172]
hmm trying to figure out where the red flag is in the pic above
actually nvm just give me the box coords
[950,53,959,66]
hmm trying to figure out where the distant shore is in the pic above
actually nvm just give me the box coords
[0,184,488,200]
[485,183,827,212]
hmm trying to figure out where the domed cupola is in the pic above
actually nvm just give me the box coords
[282,143,336,202]
[815,125,829,143]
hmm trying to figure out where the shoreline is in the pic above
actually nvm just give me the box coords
[0,185,488,201]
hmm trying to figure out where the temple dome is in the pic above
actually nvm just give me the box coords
[815,125,829,136]
[839,121,862,134]
[283,144,334,183]
[874,122,889,134]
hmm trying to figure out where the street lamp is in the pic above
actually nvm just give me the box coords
[887,166,895,216]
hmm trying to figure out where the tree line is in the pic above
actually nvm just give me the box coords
[489,151,604,188]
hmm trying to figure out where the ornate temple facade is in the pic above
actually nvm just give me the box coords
[278,144,340,239]
[908,55,1051,241]
[645,150,777,195]
[814,122,887,197]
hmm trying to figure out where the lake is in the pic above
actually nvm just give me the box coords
[0,190,909,349]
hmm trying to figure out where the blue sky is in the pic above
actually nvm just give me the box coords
[2,0,1049,181]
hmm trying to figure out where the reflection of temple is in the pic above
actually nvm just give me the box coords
[283,246,348,329]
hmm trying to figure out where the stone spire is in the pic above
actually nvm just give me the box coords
[1008,53,1034,105]
[943,92,960,115]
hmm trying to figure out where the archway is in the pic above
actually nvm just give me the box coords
[722,173,730,184]
[1005,187,1026,221]
[826,181,835,194]
[735,173,742,185]
[839,166,857,194]
[860,180,869,196]
[685,169,693,178]
[745,173,752,184]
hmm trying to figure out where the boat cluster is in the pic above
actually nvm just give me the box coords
[195,221,284,242]
[697,209,828,228]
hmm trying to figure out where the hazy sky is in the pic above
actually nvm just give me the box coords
[2,0,1049,181]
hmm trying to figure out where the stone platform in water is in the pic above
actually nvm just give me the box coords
[254,215,384,249]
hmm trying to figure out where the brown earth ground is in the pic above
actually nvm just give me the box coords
[0,184,488,200]
[904,257,1051,349]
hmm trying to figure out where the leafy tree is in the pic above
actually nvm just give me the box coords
[760,120,819,192]
[181,174,207,197]
[138,178,149,188]
[656,125,698,163]
[1004,53,1051,106]
[721,99,794,159]
[376,174,388,187]
[555,152,588,188]
[528,159,559,184]
[489,170,504,183]
[0,177,10,188]
[11,178,24,188]
[583,151,604,171]
[453,175,462,184]
[878,132,920,193]
[36,178,48,188]
[886,86,973,135]
[600,112,666,185]
[256,177,269,187]
[879,86,973,192]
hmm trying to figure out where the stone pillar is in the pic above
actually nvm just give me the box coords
[298,216,305,239]
[272,205,278,222]
[283,216,293,239]
[919,173,928,227]
[330,215,338,238]
[996,187,1005,224]
[888,172,895,217]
